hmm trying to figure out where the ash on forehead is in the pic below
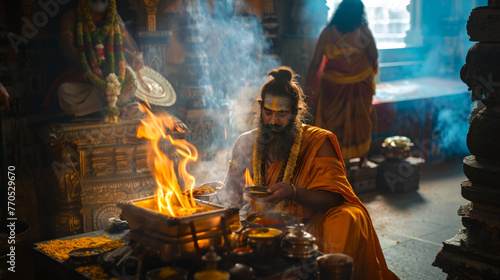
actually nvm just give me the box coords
[263,94,291,112]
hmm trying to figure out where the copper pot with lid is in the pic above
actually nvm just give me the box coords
[281,223,318,259]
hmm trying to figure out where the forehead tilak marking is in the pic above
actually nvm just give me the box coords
[263,96,288,112]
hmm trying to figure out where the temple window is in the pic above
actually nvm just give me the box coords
[326,0,488,81]
[327,0,411,49]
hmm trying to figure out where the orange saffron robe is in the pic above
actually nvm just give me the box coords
[261,125,398,280]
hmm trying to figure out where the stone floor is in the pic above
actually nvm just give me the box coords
[359,157,467,280]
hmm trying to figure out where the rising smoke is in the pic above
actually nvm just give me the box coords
[433,96,471,158]
[193,1,280,149]
[183,1,280,184]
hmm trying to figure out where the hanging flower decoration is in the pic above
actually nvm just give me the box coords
[76,0,126,93]
[106,73,121,100]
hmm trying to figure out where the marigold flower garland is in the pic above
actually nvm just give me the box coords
[252,120,303,212]
[76,0,126,92]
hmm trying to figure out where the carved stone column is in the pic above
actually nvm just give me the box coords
[142,0,160,32]
[280,0,328,79]
[21,0,35,18]
[137,30,171,73]
[432,1,500,278]
[179,0,220,153]
[262,0,279,56]
[49,140,83,237]
[137,0,171,74]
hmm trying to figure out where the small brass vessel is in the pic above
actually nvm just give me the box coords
[281,223,318,259]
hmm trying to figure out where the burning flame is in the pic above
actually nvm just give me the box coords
[137,103,201,217]
[244,168,254,186]
[224,129,227,140]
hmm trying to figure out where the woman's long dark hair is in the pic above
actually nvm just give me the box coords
[329,0,368,34]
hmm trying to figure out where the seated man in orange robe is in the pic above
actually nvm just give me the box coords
[210,66,398,280]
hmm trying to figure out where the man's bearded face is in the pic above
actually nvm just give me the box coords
[257,94,299,161]
[261,94,294,132]
[88,0,109,14]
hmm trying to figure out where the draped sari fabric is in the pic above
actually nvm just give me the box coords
[313,25,377,162]
[253,125,398,279]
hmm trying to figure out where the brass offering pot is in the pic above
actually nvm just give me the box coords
[240,228,282,254]
[281,224,318,259]
[381,136,413,159]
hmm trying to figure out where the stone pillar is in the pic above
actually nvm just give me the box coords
[136,0,171,74]
[280,0,328,80]
[179,0,219,153]
[261,0,279,56]
[136,30,171,74]
[142,0,160,32]
[432,2,500,278]
[49,138,84,237]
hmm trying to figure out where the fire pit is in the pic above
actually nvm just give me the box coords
[118,197,239,262]
[118,104,241,261]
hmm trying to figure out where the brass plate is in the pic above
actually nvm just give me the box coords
[136,66,176,107]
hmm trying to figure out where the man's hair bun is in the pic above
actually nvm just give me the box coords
[269,66,293,82]
[260,65,308,120]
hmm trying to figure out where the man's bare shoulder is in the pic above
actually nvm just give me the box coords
[233,130,256,151]
[237,129,256,142]
[230,130,256,166]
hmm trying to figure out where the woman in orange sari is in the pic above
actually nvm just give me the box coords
[305,0,378,167]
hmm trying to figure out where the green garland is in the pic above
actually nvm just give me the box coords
[76,0,125,91]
